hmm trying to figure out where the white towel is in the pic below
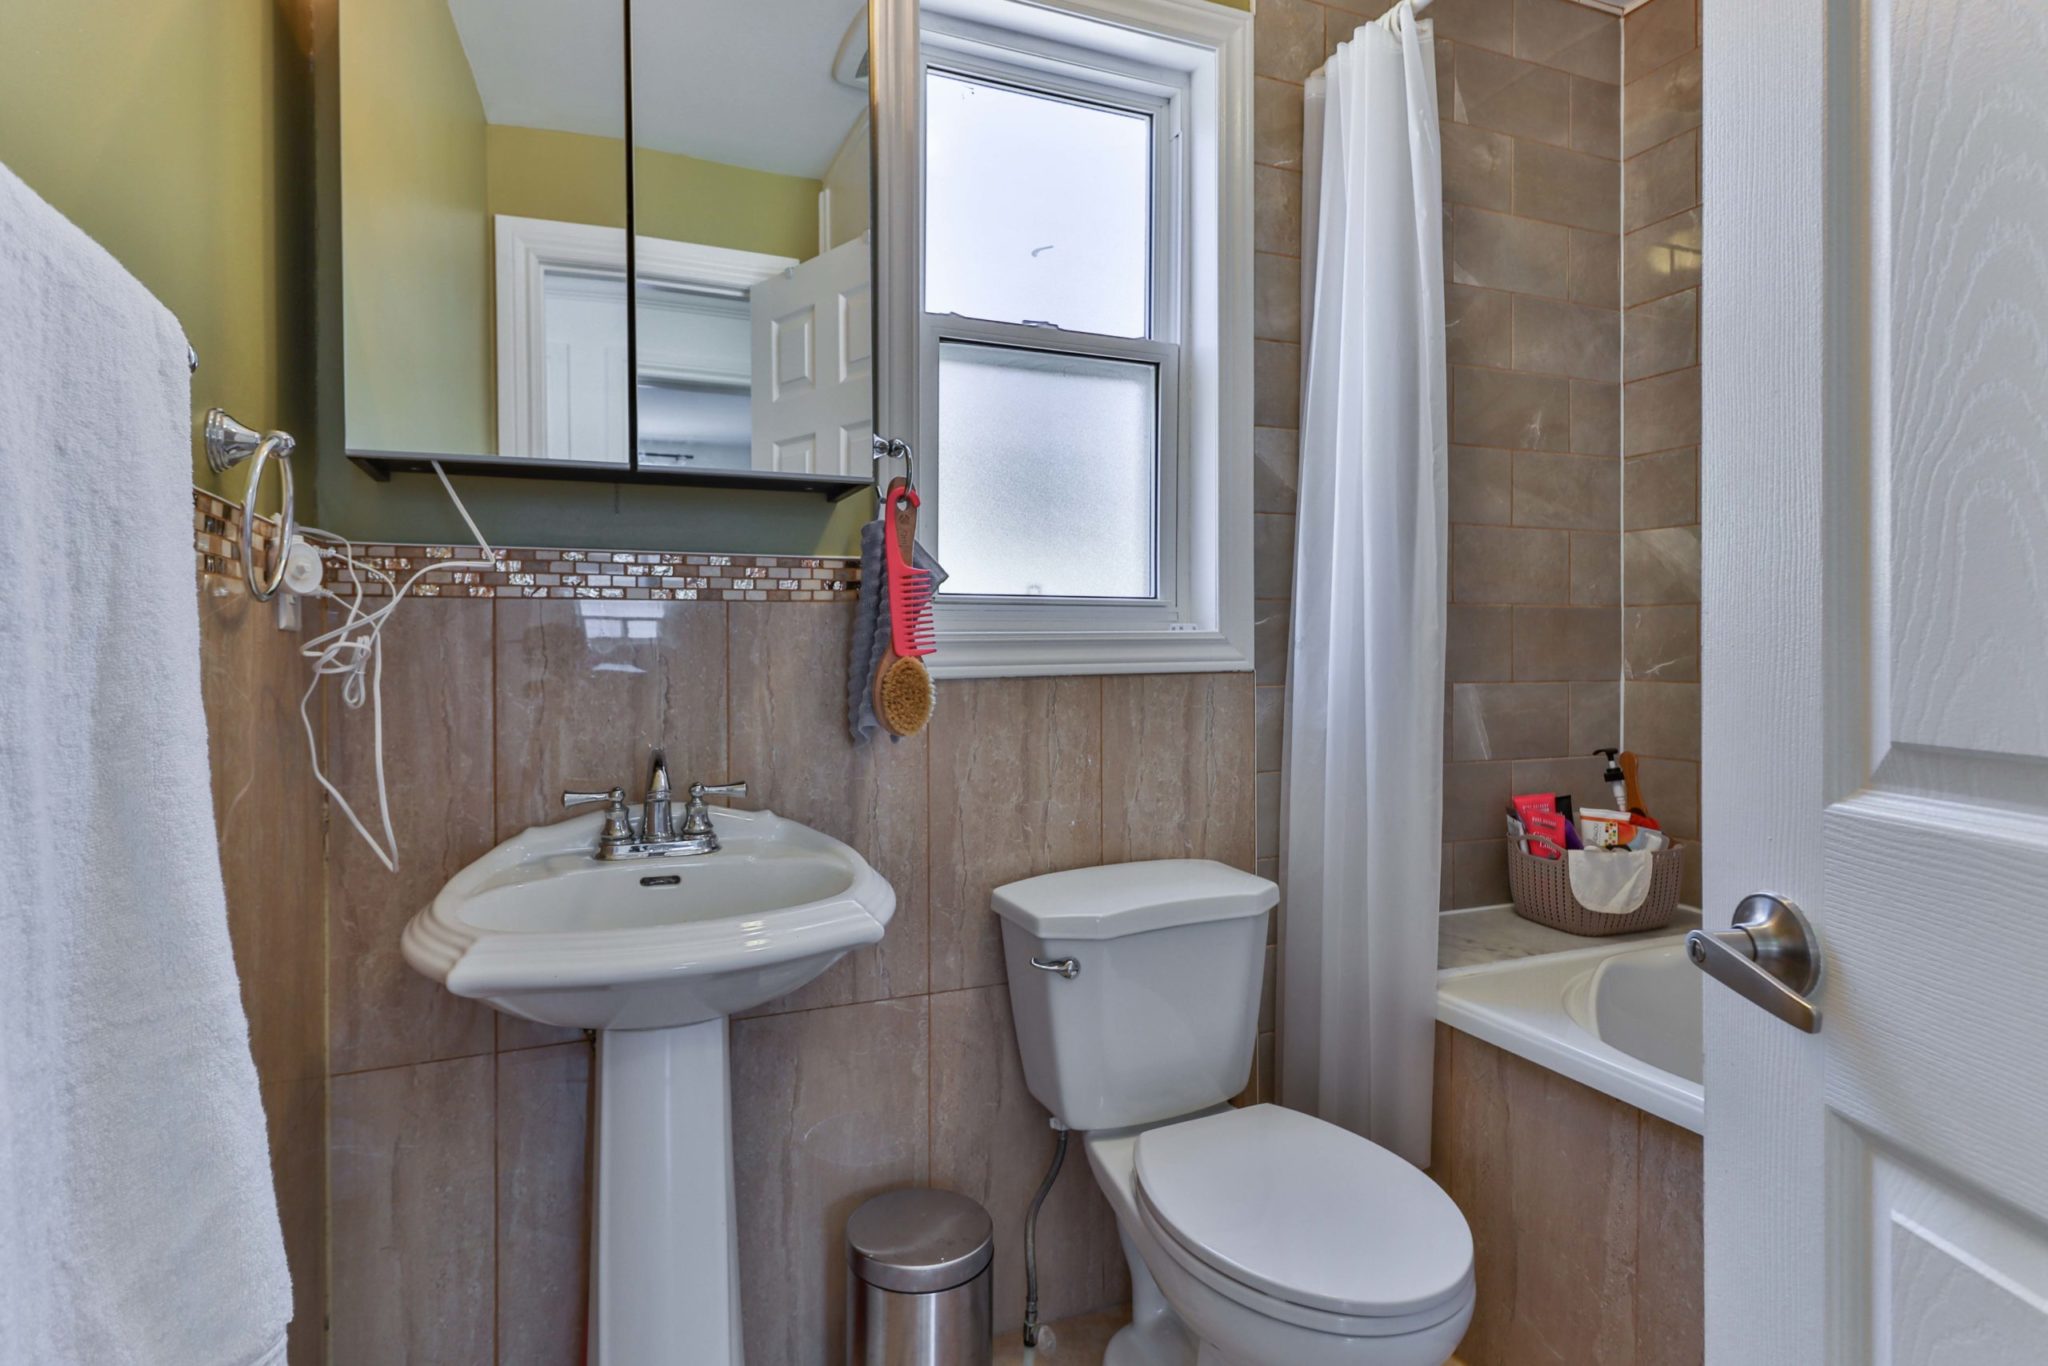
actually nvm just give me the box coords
[0,163,291,1364]
[1566,848,1655,916]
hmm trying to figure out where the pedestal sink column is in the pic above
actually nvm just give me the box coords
[590,1019,744,1364]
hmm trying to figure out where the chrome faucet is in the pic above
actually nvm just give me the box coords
[562,749,747,860]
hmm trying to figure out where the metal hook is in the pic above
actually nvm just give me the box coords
[204,408,299,603]
[870,434,915,493]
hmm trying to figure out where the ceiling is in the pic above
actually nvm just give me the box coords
[445,0,868,179]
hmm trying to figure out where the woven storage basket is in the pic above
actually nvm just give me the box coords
[1506,837,1685,937]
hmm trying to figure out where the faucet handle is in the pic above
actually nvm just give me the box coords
[680,780,748,840]
[563,786,633,845]
[688,780,749,801]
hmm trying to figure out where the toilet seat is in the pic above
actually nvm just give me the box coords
[1132,1105,1474,1334]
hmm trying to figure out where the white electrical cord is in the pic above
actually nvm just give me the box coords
[289,461,496,872]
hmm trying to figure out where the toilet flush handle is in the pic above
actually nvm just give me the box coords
[1029,956,1081,980]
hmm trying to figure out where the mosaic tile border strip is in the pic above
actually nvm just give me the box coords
[193,490,861,603]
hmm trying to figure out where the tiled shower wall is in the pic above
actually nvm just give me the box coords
[1621,0,1703,904]
[320,592,1256,1364]
[1258,0,1702,910]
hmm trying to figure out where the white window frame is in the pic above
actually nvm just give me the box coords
[905,0,1254,678]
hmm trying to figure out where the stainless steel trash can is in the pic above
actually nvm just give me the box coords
[845,1188,994,1366]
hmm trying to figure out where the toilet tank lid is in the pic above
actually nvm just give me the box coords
[992,860,1277,940]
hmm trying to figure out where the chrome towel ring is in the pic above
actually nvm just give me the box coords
[204,407,298,602]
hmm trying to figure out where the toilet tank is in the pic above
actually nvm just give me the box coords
[993,861,1278,1131]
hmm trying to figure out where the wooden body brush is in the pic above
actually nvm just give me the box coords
[873,479,935,736]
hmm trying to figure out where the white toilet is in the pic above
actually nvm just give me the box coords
[994,860,1475,1366]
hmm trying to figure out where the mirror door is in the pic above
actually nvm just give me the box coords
[629,0,876,477]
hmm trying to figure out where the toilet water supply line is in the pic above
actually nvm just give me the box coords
[286,460,497,872]
[1022,1118,1070,1349]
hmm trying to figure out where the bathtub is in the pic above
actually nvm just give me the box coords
[1436,939,1704,1133]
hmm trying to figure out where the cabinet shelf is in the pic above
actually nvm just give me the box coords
[346,450,873,502]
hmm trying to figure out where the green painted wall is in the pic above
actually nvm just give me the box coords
[490,126,820,261]
[0,0,316,512]
[340,0,494,456]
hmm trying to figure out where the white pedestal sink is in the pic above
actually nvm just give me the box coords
[401,807,896,1365]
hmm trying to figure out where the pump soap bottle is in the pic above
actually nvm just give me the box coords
[1594,748,1629,812]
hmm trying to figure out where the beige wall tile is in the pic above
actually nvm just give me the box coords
[1451,839,1513,907]
[1624,0,1698,83]
[1254,251,1301,342]
[1443,123,1515,212]
[1453,524,1571,603]
[1254,513,1296,600]
[1449,605,1517,683]
[1623,49,1702,158]
[331,1056,496,1366]
[1569,76,1620,158]
[1255,603,1290,686]
[493,597,729,840]
[327,603,497,1075]
[260,1076,327,1366]
[1571,380,1620,455]
[1570,531,1622,605]
[1431,0,1515,57]
[1253,164,1302,254]
[1444,760,1515,841]
[1624,681,1701,762]
[1623,208,1701,307]
[1453,367,1572,450]
[928,678,1104,993]
[930,986,1129,1335]
[496,1043,591,1366]
[199,589,326,1089]
[1514,0,1620,81]
[1512,605,1621,681]
[1624,367,1700,455]
[1624,605,1700,683]
[1569,679,1623,754]
[1513,139,1621,233]
[1256,684,1286,772]
[1513,451,1620,531]
[1624,289,1698,380]
[731,998,929,1366]
[1450,206,1571,296]
[1254,76,1305,170]
[729,603,930,1010]
[1450,683,1572,762]
[1511,296,1619,383]
[1568,230,1621,308]
[1254,427,1301,515]
[1254,340,1302,428]
[1623,526,1702,605]
[1625,448,1698,529]
[1636,1117,1705,1366]
[1623,129,1699,232]
[1254,0,1325,81]
[1257,771,1281,856]
[1451,445,1516,525]
[1448,286,1515,368]
[1449,46,1572,145]
[1633,757,1699,838]
[1103,674,1258,869]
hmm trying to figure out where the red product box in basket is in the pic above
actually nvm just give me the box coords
[1509,792,1570,860]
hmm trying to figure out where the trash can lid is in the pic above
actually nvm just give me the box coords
[845,1188,994,1293]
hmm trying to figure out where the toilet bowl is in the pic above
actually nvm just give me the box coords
[992,861,1475,1366]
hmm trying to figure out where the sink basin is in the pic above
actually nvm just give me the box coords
[401,803,896,1365]
[402,806,895,1029]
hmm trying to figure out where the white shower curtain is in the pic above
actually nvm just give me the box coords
[1279,2,1445,1169]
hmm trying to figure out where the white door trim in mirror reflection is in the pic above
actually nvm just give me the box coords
[493,214,794,464]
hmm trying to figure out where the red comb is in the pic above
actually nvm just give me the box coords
[885,485,935,658]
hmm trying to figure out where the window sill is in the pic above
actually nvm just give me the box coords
[928,623,1253,678]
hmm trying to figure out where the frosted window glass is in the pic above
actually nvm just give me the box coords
[936,344,1157,598]
[924,71,1151,338]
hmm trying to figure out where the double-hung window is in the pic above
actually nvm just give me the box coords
[912,0,1253,676]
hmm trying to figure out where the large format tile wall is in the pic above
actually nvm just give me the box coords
[321,593,1256,1364]
[194,555,328,1366]
[1620,0,1703,904]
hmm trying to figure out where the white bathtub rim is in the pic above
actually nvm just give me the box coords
[1436,936,1706,1135]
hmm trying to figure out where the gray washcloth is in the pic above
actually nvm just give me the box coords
[849,515,948,742]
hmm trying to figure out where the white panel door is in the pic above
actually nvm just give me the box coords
[748,236,874,474]
[1703,0,2048,1362]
